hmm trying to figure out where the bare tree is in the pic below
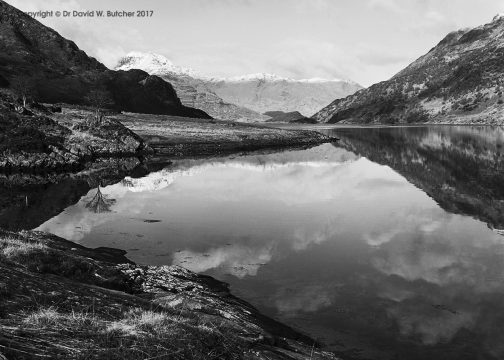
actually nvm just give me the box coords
[84,88,113,123]
[85,186,116,213]
[11,77,36,108]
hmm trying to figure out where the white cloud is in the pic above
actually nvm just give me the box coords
[367,0,404,13]
[267,39,356,80]
[274,284,335,314]
[387,303,476,345]
[425,10,446,23]
[292,220,341,251]
[172,244,273,278]
[7,0,504,87]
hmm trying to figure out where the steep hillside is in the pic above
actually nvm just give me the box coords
[314,15,504,125]
[116,52,267,122]
[0,1,209,118]
[207,73,362,116]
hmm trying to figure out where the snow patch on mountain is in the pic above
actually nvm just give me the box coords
[117,52,357,85]
[220,73,285,82]
[115,51,362,118]
[115,52,269,122]
[206,72,357,85]
[116,51,199,78]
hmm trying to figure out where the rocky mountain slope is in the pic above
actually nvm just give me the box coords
[314,15,504,125]
[116,52,362,120]
[0,1,209,118]
[207,73,362,117]
[116,52,268,122]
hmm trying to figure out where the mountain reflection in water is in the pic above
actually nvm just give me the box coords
[328,126,504,230]
[30,126,504,359]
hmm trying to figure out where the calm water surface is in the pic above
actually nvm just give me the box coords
[34,126,504,360]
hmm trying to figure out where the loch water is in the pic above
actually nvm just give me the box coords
[4,126,504,360]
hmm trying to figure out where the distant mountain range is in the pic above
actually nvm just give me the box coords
[116,52,362,121]
[116,52,268,122]
[0,0,362,123]
[314,14,504,125]
[0,1,209,118]
[206,73,362,117]
[7,0,504,126]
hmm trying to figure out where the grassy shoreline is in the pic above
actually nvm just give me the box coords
[1,98,336,173]
[101,112,337,157]
[0,230,337,360]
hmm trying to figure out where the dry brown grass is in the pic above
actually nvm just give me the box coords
[19,306,247,360]
[0,236,48,259]
[0,235,89,274]
[1,234,270,359]
[23,307,99,331]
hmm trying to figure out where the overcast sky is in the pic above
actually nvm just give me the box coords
[9,0,504,86]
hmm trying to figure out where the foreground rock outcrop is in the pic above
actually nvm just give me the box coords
[0,230,338,359]
[313,15,504,125]
[0,95,150,171]
[0,95,336,173]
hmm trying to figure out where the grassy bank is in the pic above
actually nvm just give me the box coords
[53,109,336,158]
[0,230,337,360]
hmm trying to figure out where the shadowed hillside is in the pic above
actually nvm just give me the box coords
[0,1,210,118]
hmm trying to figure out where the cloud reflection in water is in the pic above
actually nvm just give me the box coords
[35,140,504,356]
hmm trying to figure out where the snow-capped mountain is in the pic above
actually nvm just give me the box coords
[205,74,362,116]
[210,72,348,84]
[0,2,208,119]
[212,73,286,82]
[116,52,267,122]
[116,52,362,119]
[116,51,198,78]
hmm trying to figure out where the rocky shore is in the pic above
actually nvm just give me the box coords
[0,230,337,360]
[110,111,335,157]
[0,96,151,172]
[0,96,336,172]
